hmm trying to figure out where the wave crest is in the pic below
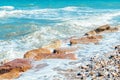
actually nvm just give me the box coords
[0,6,14,10]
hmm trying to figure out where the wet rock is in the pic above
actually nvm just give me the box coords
[24,48,51,59]
[70,35,102,45]
[85,24,118,36]
[107,74,110,78]
[115,45,120,54]
[95,24,110,33]
[0,69,20,79]
[24,47,77,61]
[53,47,78,54]
[84,30,97,36]
[3,59,32,72]
[0,59,32,79]
[77,73,82,76]
[42,40,62,49]
[96,72,103,77]
[109,55,114,59]
[107,27,118,32]
[81,65,89,69]
[24,45,77,61]
[34,53,77,60]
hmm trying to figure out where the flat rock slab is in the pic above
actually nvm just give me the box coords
[24,48,51,59]
[0,59,32,79]
[70,35,102,45]
[53,47,78,54]
[25,53,77,61]
[85,24,118,36]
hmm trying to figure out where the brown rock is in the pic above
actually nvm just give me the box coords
[34,53,77,60]
[84,30,97,36]
[0,59,32,79]
[85,24,118,36]
[70,35,102,45]
[42,40,62,49]
[95,24,110,33]
[106,27,118,33]
[53,47,78,54]
[24,47,77,60]
[24,48,51,59]
[0,69,20,79]
[3,59,32,72]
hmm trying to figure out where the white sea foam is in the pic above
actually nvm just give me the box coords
[0,6,119,21]
[0,6,14,10]
[62,6,78,11]
[17,59,74,80]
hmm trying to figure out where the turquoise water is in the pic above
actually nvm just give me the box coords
[0,0,120,9]
[0,0,120,39]
[0,0,120,40]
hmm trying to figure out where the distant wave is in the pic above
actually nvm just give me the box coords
[0,6,14,10]
[0,6,120,26]
[61,6,78,11]
[0,6,120,19]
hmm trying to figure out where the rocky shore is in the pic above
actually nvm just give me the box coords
[0,24,120,79]
[55,49,120,80]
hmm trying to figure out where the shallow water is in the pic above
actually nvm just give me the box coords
[0,0,120,80]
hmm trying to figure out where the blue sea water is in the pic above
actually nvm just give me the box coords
[0,0,120,40]
[0,0,120,9]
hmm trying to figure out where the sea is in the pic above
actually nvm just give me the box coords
[0,0,120,80]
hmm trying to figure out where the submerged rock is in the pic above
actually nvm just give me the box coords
[70,35,102,45]
[0,59,32,79]
[34,63,48,71]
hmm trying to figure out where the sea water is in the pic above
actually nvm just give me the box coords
[0,0,120,80]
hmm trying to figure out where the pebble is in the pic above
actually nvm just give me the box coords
[57,49,120,80]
